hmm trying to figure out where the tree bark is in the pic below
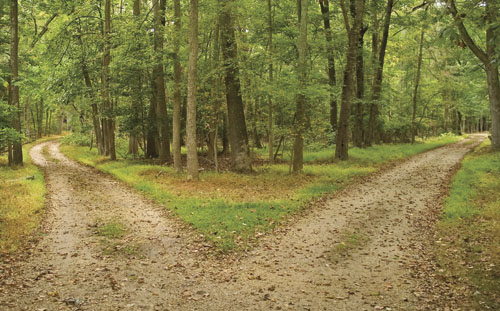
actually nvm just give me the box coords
[411,26,425,144]
[365,0,393,147]
[128,0,141,156]
[267,0,274,164]
[172,0,183,172]
[186,0,199,180]
[102,0,116,160]
[9,0,22,165]
[219,0,252,172]
[319,0,337,134]
[335,0,365,161]
[146,84,159,159]
[353,26,367,147]
[154,0,170,162]
[292,0,308,172]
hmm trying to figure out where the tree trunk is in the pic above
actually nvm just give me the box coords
[129,0,141,156]
[79,33,104,155]
[154,0,170,162]
[365,0,393,147]
[186,0,199,180]
[411,26,425,144]
[267,0,274,164]
[146,74,159,159]
[219,0,252,172]
[353,26,367,147]
[448,0,499,150]
[9,0,22,165]
[102,0,116,160]
[222,112,229,155]
[172,0,183,172]
[319,0,337,134]
[486,64,500,149]
[335,0,365,161]
[292,0,308,172]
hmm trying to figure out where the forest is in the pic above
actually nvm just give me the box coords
[0,0,499,310]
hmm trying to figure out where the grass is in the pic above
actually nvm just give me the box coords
[96,221,126,239]
[94,220,139,257]
[0,142,47,253]
[328,231,369,264]
[60,134,461,253]
[436,140,500,309]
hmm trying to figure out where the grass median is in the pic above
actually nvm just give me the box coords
[60,134,460,253]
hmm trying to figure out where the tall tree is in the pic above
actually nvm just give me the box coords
[319,0,337,134]
[101,0,116,160]
[186,0,199,180]
[153,0,170,162]
[447,0,500,150]
[365,0,393,147]
[219,0,252,172]
[172,0,183,172]
[411,25,425,143]
[9,0,22,165]
[128,0,141,156]
[267,0,274,164]
[336,0,365,160]
[292,0,308,172]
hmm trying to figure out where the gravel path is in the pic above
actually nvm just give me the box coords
[0,136,483,310]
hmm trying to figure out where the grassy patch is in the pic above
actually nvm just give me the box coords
[60,135,460,253]
[94,220,139,257]
[328,231,369,264]
[0,142,46,253]
[96,221,126,239]
[436,140,500,309]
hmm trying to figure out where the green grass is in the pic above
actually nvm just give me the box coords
[97,221,126,239]
[0,142,47,253]
[329,231,369,264]
[436,140,500,309]
[60,134,461,253]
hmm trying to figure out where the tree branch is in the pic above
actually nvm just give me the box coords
[30,13,58,49]
[446,0,489,65]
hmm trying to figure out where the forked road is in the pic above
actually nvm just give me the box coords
[0,135,484,311]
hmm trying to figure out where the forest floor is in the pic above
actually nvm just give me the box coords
[0,134,485,311]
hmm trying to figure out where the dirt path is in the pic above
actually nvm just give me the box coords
[0,136,484,311]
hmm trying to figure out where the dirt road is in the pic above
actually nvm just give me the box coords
[0,136,483,310]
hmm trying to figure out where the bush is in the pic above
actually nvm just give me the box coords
[60,132,92,146]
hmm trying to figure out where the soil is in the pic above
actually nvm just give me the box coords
[0,135,484,311]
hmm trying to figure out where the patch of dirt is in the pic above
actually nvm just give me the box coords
[0,135,484,310]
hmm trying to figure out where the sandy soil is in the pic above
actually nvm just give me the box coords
[0,135,484,311]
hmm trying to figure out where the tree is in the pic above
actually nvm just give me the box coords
[186,0,199,180]
[267,0,274,164]
[172,0,183,172]
[412,25,425,144]
[447,0,500,150]
[292,0,308,172]
[128,0,141,156]
[365,0,394,147]
[319,0,337,134]
[8,0,22,166]
[102,0,116,160]
[153,0,170,162]
[219,0,252,172]
[336,0,365,160]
